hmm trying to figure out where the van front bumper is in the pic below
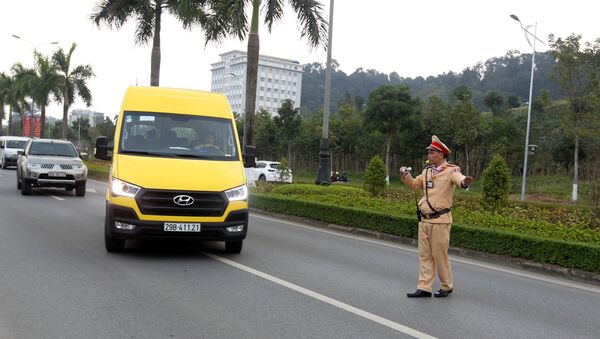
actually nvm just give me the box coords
[105,203,248,241]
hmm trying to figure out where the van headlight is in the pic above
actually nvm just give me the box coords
[111,178,141,198]
[225,185,248,202]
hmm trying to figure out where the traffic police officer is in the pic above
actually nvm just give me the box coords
[400,135,473,298]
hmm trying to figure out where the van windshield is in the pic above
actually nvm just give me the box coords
[7,140,27,149]
[119,111,239,161]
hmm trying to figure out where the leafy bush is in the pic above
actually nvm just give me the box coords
[250,194,600,273]
[364,155,387,196]
[278,157,292,182]
[481,154,510,209]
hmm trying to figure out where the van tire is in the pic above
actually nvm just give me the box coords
[105,233,125,253]
[17,174,21,190]
[225,240,243,254]
[76,181,86,197]
[1,158,6,169]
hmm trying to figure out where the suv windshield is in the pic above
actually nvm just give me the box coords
[29,142,78,157]
[7,140,27,149]
[119,111,239,161]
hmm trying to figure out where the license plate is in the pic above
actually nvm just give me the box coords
[48,172,66,177]
[164,222,201,232]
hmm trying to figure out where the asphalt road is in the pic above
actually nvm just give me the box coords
[0,167,599,339]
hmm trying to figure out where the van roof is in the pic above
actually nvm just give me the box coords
[121,86,232,119]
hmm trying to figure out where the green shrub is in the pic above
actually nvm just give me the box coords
[250,194,600,273]
[364,155,387,196]
[481,154,510,209]
[278,157,292,182]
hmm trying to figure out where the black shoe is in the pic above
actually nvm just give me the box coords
[434,289,453,298]
[406,289,432,298]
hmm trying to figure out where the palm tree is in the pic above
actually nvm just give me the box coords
[52,43,94,139]
[31,53,61,138]
[216,0,328,149]
[7,64,32,136]
[0,73,8,134]
[91,0,227,87]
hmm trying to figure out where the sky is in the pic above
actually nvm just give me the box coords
[1,0,599,120]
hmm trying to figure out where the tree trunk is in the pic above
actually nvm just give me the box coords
[62,88,69,139]
[572,130,579,202]
[464,143,470,174]
[243,0,260,151]
[385,135,391,184]
[150,1,162,86]
[40,106,46,138]
[7,107,12,136]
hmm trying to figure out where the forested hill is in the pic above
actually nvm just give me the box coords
[300,50,559,115]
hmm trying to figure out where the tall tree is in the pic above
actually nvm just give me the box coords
[52,43,94,139]
[91,0,228,86]
[8,64,32,136]
[274,99,301,165]
[449,86,480,175]
[217,0,328,149]
[365,85,419,180]
[549,34,600,202]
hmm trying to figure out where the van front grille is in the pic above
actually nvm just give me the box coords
[136,189,228,217]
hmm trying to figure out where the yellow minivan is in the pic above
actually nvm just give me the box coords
[95,86,255,253]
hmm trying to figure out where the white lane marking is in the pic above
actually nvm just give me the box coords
[86,188,97,193]
[252,214,600,294]
[49,195,65,201]
[206,253,436,339]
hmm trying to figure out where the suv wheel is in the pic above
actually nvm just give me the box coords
[75,181,86,197]
[16,172,21,190]
[225,240,243,254]
[1,158,6,169]
[21,179,32,195]
[259,175,266,182]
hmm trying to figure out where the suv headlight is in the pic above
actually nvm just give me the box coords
[72,164,84,170]
[27,163,42,169]
[225,185,248,202]
[111,178,141,198]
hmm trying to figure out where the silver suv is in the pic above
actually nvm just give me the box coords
[17,139,88,196]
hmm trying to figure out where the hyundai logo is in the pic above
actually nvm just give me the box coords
[173,194,195,206]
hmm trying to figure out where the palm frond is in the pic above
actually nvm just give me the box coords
[289,0,328,48]
[91,0,147,29]
[263,0,284,32]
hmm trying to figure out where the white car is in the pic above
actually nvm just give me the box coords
[0,136,30,169]
[254,161,293,183]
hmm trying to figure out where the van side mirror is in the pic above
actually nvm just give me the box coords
[95,136,113,161]
[243,145,256,168]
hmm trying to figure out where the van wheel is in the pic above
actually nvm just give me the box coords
[105,233,125,253]
[225,240,243,254]
[21,180,31,195]
[75,181,86,197]
[258,175,266,182]
[1,158,6,169]
[17,173,21,190]
[105,208,125,252]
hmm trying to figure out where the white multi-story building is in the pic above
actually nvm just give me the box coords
[211,50,303,115]
[69,109,105,126]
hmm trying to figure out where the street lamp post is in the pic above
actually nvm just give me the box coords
[12,35,58,138]
[510,15,544,201]
[315,0,334,184]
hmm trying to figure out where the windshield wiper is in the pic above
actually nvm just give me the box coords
[121,150,176,157]
[172,154,211,159]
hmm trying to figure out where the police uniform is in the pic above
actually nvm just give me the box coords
[401,136,468,296]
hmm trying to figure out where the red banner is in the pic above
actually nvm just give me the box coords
[22,115,42,137]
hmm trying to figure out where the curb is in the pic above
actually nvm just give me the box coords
[249,208,600,287]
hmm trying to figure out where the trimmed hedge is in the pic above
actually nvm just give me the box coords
[251,193,600,273]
